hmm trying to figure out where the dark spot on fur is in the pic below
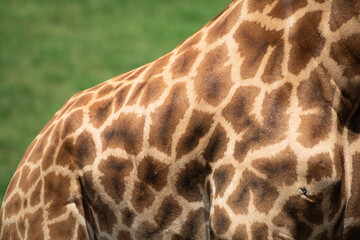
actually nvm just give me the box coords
[269,0,307,19]
[115,85,131,112]
[131,181,155,213]
[89,99,113,128]
[212,206,231,235]
[149,83,189,155]
[175,160,211,202]
[99,155,133,203]
[213,164,235,197]
[329,0,360,31]
[203,124,229,162]
[306,153,333,183]
[252,147,298,187]
[227,169,279,214]
[172,48,200,79]
[193,44,233,106]
[251,222,268,240]
[102,113,145,155]
[122,207,135,227]
[288,11,325,74]
[176,110,214,159]
[138,156,169,191]
[234,21,284,80]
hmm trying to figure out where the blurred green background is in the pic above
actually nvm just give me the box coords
[0,0,228,206]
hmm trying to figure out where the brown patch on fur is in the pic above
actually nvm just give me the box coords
[4,193,22,219]
[139,77,167,107]
[297,107,332,148]
[30,180,42,206]
[213,164,235,197]
[261,39,285,83]
[102,113,145,155]
[176,110,214,159]
[81,172,117,235]
[203,124,229,163]
[44,172,71,220]
[222,87,259,133]
[89,99,113,128]
[127,81,147,105]
[329,0,360,31]
[227,169,279,214]
[212,206,231,235]
[297,66,335,110]
[315,231,329,240]
[348,105,360,142]
[42,142,57,172]
[41,120,63,171]
[122,207,135,227]
[78,225,91,240]
[138,156,170,191]
[175,160,211,202]
[251,222,269,240]
[72,93,93,109]
[337,95,353,130]
[307,153,333,183]
[136,221,162,239]
[18,166,40,194]
[331,34,360,78]
[56,131,96,169]
[234,21,284,80]
[99,155,133,204]
[97,85,114,98]
[193,44,233,106]
[346,153,360,219]
[172,208,206,239]
[87,82,107,92]
[48,213,77,239]
[17,215,26,238]
[233,83,292,161]
[117,231,133,240]
[333,144,345,179]
[269,0,307,19]
[272,194,324,238]
[149,83,189,155]
[114,85,131,112]
[61,110,83,138]
[247,0,276,13]
[1,223,20,240]
[154,195,182,229]
[131,181,155,213]
[207,2,242,43]
[24,208,44,239]
[328,181,343,222]
[171,47,200,79]
[288,11,325,74]
[252,147,298,187]
[233,224,247,240]
[114,69,136,82]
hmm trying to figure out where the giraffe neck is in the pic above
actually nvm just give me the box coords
[2,0,360,239]
[205,0,360,108]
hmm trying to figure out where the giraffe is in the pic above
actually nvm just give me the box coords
[1,0,360,239]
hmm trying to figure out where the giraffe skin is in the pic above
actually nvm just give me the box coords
[1,0,360,239]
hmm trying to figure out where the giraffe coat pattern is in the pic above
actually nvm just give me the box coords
[1,0,360,239]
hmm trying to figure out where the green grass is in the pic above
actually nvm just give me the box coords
[0,0,229,206]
